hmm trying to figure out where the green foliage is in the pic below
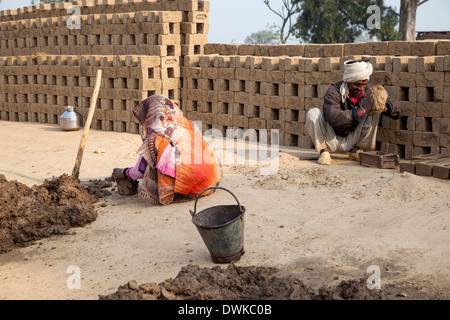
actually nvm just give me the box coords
[292,0,400,43]
[245,28,280,44]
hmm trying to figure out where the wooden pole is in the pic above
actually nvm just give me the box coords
[72,69,102,180]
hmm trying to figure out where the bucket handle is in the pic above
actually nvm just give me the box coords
[189,186,245,217]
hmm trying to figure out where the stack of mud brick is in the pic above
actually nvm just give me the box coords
[0,0,209,133]
[182,52,348,146]
[182,41,450,178]
[0,54,163,133]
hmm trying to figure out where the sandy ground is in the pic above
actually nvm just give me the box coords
[0,120,449,300]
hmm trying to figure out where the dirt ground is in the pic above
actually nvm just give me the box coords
[0,120,449,300]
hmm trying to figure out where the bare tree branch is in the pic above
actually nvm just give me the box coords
[418,0,430,6]
[264,0,301,43]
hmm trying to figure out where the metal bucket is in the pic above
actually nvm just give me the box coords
[190,187,245,264]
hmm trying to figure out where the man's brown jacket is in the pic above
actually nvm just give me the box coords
[322,81,401,137]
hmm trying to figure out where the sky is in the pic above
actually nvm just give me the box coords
[0,0,449,44]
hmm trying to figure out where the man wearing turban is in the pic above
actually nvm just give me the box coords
[305,60,401,165]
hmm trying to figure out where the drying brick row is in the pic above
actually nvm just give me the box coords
[182,54,450,155]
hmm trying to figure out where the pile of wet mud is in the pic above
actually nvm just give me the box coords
[99,264,437,300]
[0,174,99,253]
[80,177,113,199]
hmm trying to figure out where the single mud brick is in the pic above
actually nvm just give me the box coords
[391,72,416,87]
[406,116,416,131]
[403,145,414,160]
[443,55,450,72]
[248,117,267,129]
[436,40,450,56]
[284,121,304,135]
[411,41,437,56]
[268,45,286,57]
[325,70,344,84]
[388,41,412,56]
[413,131,440,147]
[416,102,442,118]
[232,115,249,128]
[198,0,211,12]
[440,133,450,148]
[376,127,390,143]
[430,118,441,133]
[252,69,266,82]
[304,72,325,85]
[440,118,449,133]
[432,162,450,179]
[432,56,445,72]
[390,130,413,145]
[217,67,234,80]
[399,161,416,174]
[187,11,209,23]
[343,43,366,56]
[285,44,305,57]
[238,44,255,56]
[370,71,392,86]
[304,98,323,110]
[365,41,388,55]
[416,72,445,87]
[185,34,208,46]
[284,96,305,110]
[265,96,284,111]
[204,43,220,55]
[399,101,416,117]
[254,44,271,56]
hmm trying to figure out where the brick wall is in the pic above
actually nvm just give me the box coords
[0,0,209,133]
[183,42,450,157]
[0,1,449,158]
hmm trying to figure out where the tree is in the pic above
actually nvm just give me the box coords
[399,0,429,41]
[245,28,280,44]
[263,0,302,44]
[292,0,400,43]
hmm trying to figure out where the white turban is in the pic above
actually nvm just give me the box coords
[340,60,373,103]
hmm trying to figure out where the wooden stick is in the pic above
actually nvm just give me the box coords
[72,69,102,179]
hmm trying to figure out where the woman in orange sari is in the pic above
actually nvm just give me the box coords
[113,94,223,205]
